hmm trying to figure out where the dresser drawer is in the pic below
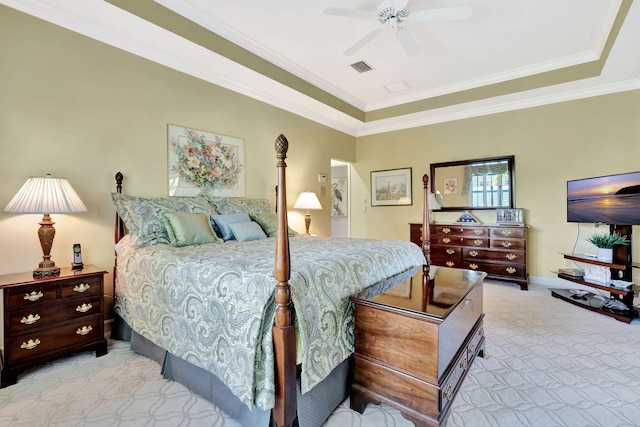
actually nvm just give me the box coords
[490,227,525,239]
[432,246,461,259]
[60,276,102,298]
[437,236,489,247]
[7,314,102,364]
[437,226,488,237]
[463,247,525,263]
[490,238,526,251]
[6,284,57,310]
[8,296,102,333]
[463,261,526,279]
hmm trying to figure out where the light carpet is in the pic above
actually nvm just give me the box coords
[2,280,640,427]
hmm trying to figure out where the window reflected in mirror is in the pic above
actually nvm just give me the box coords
[430,156,515,211]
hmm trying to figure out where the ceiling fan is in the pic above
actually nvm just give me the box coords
[324,0,472,57]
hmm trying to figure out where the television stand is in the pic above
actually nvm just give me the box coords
[551,225,636,323]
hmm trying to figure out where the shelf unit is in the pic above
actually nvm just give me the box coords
[551,225,635,324]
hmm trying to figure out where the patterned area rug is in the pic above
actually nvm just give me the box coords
[2,280,640,426]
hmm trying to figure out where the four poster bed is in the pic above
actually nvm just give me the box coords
[110,134,432,427]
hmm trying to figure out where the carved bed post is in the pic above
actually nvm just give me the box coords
[422,174,432,310]
[114,172,125,299]
[272,134,297,427]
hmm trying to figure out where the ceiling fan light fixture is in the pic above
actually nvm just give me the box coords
[350,60,374,73]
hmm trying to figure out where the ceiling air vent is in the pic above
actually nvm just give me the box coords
[350,60,373,73]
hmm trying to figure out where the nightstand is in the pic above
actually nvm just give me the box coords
[0,265,108,387]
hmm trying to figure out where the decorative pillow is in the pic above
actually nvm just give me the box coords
[201,194,272,216]
[162,212,221,247]
[251,213,298,238]
[228,221,267,242]
[212,213,251,240]
[111,193,218,246]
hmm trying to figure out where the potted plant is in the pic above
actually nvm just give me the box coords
[586,231,630,262]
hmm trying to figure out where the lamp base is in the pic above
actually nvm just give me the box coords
[33,262,60,277]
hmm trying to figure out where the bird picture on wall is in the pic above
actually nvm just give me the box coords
[332,178,348,217]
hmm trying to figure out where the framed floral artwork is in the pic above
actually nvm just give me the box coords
[370,167,412,206]
[168,125,245,196]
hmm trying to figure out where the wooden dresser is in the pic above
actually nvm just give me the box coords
[0,265,108,387]
[350,267,485,427]
[410,223,528,290]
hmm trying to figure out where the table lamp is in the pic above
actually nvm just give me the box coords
[293,191,322,235]
[4,174,87,277]
[428,192,442,223]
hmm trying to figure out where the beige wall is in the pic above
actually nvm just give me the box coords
[3,5,640,307]
[351,92,640,283]
[0,8,355,314]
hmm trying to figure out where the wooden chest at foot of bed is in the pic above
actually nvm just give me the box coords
[350,267,485,427]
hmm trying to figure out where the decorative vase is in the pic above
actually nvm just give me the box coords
[597,248,613,263]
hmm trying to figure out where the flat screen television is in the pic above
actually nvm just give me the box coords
[567,171,640,225]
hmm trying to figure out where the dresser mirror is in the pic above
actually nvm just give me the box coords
[430,155,515,211]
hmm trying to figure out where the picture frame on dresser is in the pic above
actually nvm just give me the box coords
[370,167,412,206]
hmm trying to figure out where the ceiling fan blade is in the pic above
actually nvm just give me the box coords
[396,27,421,57]
[344,27,383,55]
[323,7,373,19]
[409,6,473,22]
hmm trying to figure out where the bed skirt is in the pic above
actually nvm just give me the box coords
[110,314,352,427]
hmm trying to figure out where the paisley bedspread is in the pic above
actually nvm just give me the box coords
[115,234,425,410]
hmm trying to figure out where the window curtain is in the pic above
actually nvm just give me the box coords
[462,162,508,195]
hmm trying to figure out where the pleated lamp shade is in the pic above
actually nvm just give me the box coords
[4,174,87,214]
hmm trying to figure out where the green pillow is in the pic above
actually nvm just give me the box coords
[162,212,221,247]
[251,213,298,237]
[228,221,267,242]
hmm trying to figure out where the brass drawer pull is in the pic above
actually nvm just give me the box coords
[469,263,478,270]
[501,241,512,248]
[506,267,517,274]
[76,325,93,336]
[23,291,43,302]
[446,261,455,267]
[473,229,483,235]
[442,227,451,234]
[76,303,93,313]
[473,239,483,245]
[501,230,512,236]
[73,283,91,293]
[463,298,475,311]
[460,356,468,370]
[20,314,41,325]
[443,384,453,401]
[446,248,455,255]
[21,338,41,350]
[469,250,478,257]
[442,237,451,243]
[506,253,516,260]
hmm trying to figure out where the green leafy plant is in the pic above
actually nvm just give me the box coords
[586,231,630,249]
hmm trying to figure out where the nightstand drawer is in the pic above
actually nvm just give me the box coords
[6,284,57,310]
[7,314,102,364]
[8,296,102,333]
[60,276,102,298]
